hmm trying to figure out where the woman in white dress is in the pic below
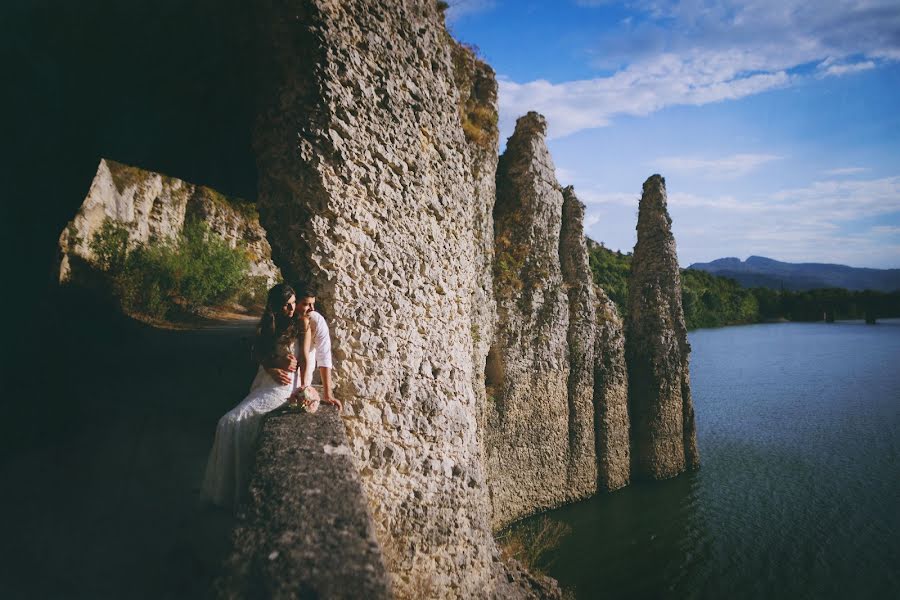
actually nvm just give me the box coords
[201,283,310,508]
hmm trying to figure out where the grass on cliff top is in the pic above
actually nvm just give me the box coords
[105,159,260,221]
[449,40,497,150]
[200,186,259,221]
[105,159,149,195]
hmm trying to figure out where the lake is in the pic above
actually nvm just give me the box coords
[520,320,900,599]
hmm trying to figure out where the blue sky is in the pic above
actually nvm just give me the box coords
[446,0,900,268]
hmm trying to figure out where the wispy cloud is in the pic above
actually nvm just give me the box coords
[501,0,900,138]
[579,175,900,267]
[500,55,791,138]
[445,0,496,22]
[824,167,870,176]
[653,153,782,178]
[818,60,876,78]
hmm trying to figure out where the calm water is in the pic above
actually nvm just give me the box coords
[525,320,900,599]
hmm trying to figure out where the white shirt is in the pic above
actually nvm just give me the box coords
[308,311,333,369]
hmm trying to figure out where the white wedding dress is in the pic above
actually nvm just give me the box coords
[201,338,306,508]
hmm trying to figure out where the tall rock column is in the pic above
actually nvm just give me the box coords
[625,175,700,479]
[486,113,597,529]
[593,285,631,491]
[559,187,601,493]
[252,1,522,597]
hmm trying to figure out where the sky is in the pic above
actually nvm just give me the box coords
[445,0,900,268]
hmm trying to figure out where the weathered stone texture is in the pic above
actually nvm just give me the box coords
[485,113,597,529]
[593,287,630,491]
[559,187,600,494]
[216,408,392,600]
[625,175,700,480]
[57,158,279,284]
[448,39,500,484]
[253,2,533,597]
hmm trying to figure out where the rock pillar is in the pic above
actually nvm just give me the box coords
[485,113,597,529]
[625,175,699,479]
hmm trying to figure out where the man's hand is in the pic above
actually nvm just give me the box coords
[322,393,343,412]
[272,353,298,372]
[265,367,293,386]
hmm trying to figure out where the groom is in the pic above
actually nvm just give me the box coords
[265,283,342,411]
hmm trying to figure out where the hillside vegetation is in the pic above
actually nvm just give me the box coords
[587,241,900,328]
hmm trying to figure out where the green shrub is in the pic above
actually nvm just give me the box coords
[88,217,252,320]
[175,220,250,309]
[89,218,130,272]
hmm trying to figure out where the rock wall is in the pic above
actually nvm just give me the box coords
[252,2,548,597]
[625,175,700,479]
[485,113,597,529]
[216,409,392,599]
[56,158,279,284]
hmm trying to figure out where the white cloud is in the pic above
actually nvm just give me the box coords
[818,61,876,78]
[499,54,791,138]
[582,175,900,267]
[824,167,870,176]
[653,153,782,178]
[445,0,496,22]
[555,166,576,184]
[500,0,900,138]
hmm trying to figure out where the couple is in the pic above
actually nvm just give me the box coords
[201,282,341,508]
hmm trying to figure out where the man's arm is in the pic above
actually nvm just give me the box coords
[311,312,341,410]
[255,340,296,386]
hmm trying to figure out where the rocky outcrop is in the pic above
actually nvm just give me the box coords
[252,2,545,597]
[56,158,279,284]
[593,287,630,491]
[625,175,700,479]
[485,113,597,529]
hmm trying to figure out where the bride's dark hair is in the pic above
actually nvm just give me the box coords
[254,283,299,363]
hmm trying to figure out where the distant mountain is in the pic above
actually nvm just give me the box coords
[687,256,900,292]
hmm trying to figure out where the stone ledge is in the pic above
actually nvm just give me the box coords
[215,408,392,599]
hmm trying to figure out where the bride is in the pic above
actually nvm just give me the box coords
[201,283,310,508]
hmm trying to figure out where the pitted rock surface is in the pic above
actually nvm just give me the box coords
[625,175,700,479]
[215,408,392,600]
[57,158,278,284]
[593,286,630,491]
[252,2,539,597]
[485,113,597,529]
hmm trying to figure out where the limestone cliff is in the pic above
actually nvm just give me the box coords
[57,158,279,284]
[252,2,549,597]
[625,175,700,479]
[485,113,597,529]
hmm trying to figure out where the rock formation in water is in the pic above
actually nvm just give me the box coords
[625,175,700,479]
[252,2,556,597]
[57,158,279,285]
[484,114,598,528]
[592,285,631,491]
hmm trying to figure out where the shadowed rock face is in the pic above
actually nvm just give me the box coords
[252,1,554,597]
[485,113,598,529]
[57,159,278,285]
[625,175,700,479]
[593,286,631,491]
